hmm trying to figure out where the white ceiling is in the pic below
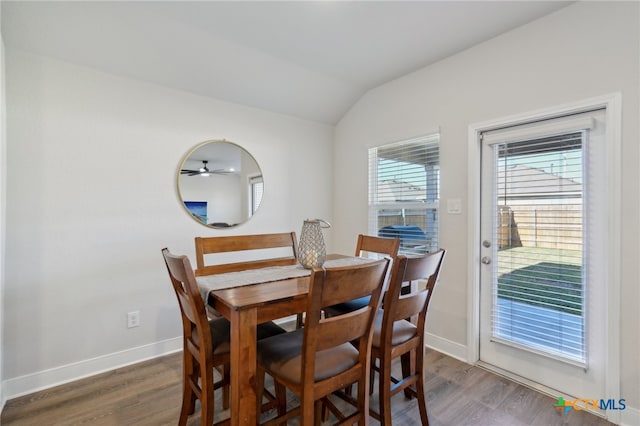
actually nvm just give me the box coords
[1,1,572,124]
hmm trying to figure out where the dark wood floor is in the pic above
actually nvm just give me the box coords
[1,348,614,426]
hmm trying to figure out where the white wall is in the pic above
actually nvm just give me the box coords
[3,49,333,396]
[334,0,639,415]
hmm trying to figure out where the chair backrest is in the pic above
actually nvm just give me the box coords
[302,258,390,380]
[194,232,298,276]
[355,234,400,260]
[161,248,213,359]
[381,249,446,341]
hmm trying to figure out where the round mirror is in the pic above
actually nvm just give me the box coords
[177,140,263,228]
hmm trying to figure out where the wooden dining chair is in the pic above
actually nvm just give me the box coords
[369,249,446,426]
[255,258,390,426]
[323,234,400,318]
[162,248,286,426]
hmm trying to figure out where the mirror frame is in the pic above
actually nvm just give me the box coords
[176,139,264,229]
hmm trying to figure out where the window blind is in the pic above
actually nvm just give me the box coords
[250,175,264,214]
[368,134,440,256]
[488,130,586,365]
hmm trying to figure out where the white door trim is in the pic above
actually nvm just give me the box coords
[467,93,622,424]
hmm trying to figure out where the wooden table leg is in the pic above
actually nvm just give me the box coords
[229,308,258,425]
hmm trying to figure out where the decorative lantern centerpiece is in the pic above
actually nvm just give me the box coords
[298,219,331,269]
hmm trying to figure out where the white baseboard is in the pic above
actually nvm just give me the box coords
[621,405,640,426]
[2,337,182,401]
[425,332,469,363]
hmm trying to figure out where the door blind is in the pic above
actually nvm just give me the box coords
[489,131,586,365]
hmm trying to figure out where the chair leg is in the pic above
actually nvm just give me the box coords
[314,400,323,426]
[415,375,429,426]
[357,371,371,426]
[256,366,266,417]
[400,351,414,399]
[379,355,393,426]
[301,392,316,426]
[414,348,429,426]
[320,398,330,422]
[179,379,196,426]
[369,358,377,395]
[200,363,215,426]
[222,363,231,409]
[274,380,287,425]
[256,369,288,425]
[180,354,197,424]
[296,313,305,329]
[344,384,353,397]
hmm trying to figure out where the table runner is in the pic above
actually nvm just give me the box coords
[196,256,376,304]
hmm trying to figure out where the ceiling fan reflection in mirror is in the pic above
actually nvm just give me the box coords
[180,160,235,177]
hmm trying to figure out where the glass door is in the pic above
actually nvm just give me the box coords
[479,109,607,401]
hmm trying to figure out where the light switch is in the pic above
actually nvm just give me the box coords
[447,198,462,214]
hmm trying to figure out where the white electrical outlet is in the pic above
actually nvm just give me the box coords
[127,311,140,328]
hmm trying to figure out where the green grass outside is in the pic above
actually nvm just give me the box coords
[497,246,583,316]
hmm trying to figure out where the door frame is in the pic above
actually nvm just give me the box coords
[466,93,622,423]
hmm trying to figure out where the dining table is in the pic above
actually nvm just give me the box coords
[196,254,371,425]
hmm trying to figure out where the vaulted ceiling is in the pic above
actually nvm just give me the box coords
[1,1,571,124]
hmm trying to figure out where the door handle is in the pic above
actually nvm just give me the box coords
[481,256,492,265]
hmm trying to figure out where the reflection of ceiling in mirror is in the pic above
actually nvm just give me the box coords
[182,141,242,173]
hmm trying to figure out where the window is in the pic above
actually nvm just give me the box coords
[249,175,263,215]
[368,133,440,255]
